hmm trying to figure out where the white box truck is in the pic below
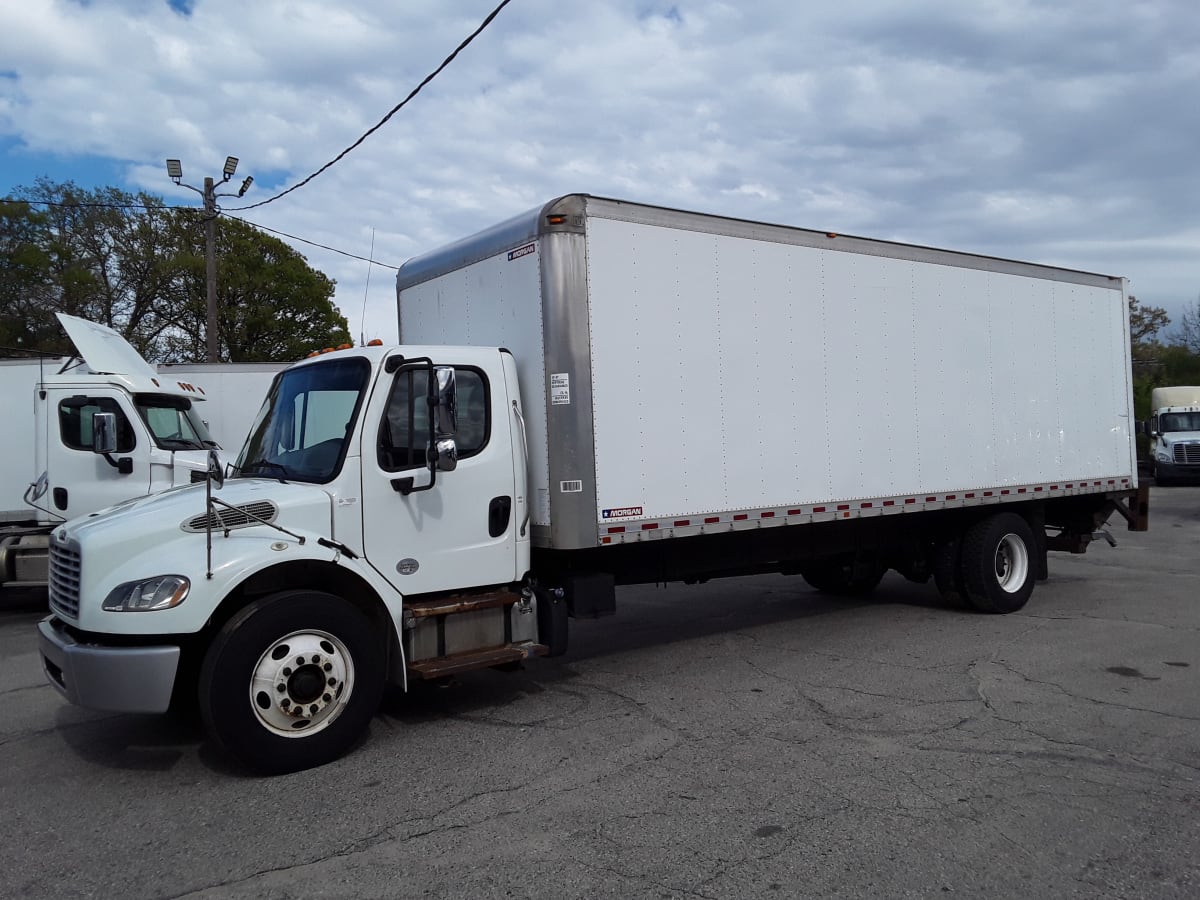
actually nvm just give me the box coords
[1,315,283,594]
[1144,386,1200,484]
[37,195,1148,774]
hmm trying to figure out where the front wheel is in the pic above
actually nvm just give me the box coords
[199,590,385,774]
[960,513,1036,614]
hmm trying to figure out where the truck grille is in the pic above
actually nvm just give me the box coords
[1172,443,1200,465]
[183,501,278,533]
[48,537,82,619]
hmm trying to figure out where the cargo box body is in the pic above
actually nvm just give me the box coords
[397,194,1136,552]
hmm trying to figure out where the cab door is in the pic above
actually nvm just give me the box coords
[46,388,151,518]
[359,353,519,596]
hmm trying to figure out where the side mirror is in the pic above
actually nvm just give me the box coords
[92,412,118,454]
[207,449,225,489]
[91,412,133,474]
[434,366,457,436]
[434,436,458,472]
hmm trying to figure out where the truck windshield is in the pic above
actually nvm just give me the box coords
[235,356,370,484]
[134,394,217,451]
[1160,412,1200,433]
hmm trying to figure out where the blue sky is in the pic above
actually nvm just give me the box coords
[2,0,1198,342]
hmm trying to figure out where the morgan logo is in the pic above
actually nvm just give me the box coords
[507,243,536,261]
[602,506,644,519]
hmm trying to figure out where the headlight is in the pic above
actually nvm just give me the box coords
[1156,451,1172,463]
[102,575,190,612]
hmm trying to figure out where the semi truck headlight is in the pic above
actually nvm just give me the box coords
[1156,451,1172,463]
[102,575,191,612]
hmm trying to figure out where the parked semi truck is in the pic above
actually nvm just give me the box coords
[38,195,1147,773]
[0,315,280,593]
[1144,386,1200,484]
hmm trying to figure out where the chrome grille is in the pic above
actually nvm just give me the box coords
[48,537,82,619]
[1172,442,1200,465]
[183,501,278,533]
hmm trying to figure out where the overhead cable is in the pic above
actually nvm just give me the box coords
[228,0,515,212]
[223,213,401,269]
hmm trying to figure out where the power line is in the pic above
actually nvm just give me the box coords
[227,0,515,212]
[223,213,401,269]
[2,195,402,270]
[1,197,193,211]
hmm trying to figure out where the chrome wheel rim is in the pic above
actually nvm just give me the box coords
[249,630,354,738]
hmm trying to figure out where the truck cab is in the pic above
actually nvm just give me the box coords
[38,344,542,774]
[1,315,222,591]
[1146,386,1200,484]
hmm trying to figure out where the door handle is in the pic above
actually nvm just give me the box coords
[488,496,512,538]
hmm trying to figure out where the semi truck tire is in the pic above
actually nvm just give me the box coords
[199,590,385,774]
[800,556,885,596]
[959,513,1036,614]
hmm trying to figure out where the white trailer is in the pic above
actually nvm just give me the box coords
[36,195,1148,774]
[1145,386,1200,483]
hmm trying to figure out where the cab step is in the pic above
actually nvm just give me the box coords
[407,641,548,679]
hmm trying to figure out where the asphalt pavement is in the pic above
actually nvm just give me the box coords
[1,486,1197,899]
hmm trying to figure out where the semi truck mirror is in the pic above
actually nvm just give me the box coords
[207,449,225,489]
[434,436,458,472]
[435,366,458,436]
[92,412,118,454]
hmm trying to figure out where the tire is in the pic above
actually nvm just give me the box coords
[199,590,385,774]
[932,537,967,606]
[959,513,1036,614]
[800,557,885,596]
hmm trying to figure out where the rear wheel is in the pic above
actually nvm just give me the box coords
[959,513,1036,614]
[199,590,385,774]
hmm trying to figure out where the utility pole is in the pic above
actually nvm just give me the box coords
[165,157,253,362]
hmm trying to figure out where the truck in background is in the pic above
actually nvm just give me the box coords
[1,315,282,594]
[155,362,286,455]
[1145,386,1200,484]
[37,195,1147,774]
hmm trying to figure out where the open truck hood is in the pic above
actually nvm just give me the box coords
[57,313,157,378]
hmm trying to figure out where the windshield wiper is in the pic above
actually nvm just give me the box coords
[240,460,291,482]
[158,437,207,450]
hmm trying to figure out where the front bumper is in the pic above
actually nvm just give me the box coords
[1155,461,1200,483]
[38,616,180,713]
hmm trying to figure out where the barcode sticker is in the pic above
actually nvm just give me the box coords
[560,480,583,493]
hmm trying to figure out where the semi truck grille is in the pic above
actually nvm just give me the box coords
[48,538,82,619]
[1172,442,1200,465]
[183,501,278,533]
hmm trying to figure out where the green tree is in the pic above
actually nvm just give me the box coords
[1,179,348,363]
[1172,294,1200,355]
[160,212,348,363]
[0,199,59,351]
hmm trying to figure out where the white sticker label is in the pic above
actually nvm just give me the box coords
[550,373,571,405]
[560,480,583,493]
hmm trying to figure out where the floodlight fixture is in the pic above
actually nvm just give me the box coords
[166,159,183,183]
[222,156,239,180]
[238,175,254,198]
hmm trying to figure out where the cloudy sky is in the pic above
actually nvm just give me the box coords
[2,0,1197,344]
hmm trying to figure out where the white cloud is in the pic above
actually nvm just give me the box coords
[2,0,1199,340]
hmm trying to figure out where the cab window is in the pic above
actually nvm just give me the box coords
[59,397,137,452]
[378,367,489,471]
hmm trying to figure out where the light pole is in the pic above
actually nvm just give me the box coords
[166,156,253,362]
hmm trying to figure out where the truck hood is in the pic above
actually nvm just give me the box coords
[60,477,333,547]
[1157,431,1200,446]
[52,478,337,633]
